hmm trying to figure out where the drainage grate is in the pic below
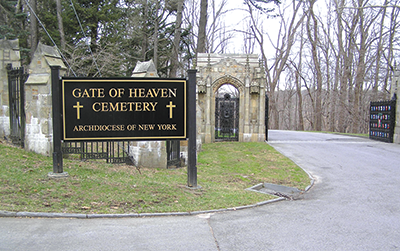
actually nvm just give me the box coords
[247,183,303,200]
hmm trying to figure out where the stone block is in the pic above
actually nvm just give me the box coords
[41,120,49,135]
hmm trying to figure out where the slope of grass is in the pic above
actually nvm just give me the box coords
[0,141,310,214]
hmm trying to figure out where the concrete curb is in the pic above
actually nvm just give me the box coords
[0,196,287,219]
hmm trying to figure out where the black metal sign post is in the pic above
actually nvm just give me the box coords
[52,72,194,186]
[187,69,198,188]
[49,66,67,177]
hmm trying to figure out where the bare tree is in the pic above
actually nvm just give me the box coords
[245,0,305,129]
[306,0,323,131]
[170,0,184,77]
[197,0,208,54]
[29,0,38,60]
[55,0,65,50]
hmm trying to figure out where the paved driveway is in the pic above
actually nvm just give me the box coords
[1,130,400,250]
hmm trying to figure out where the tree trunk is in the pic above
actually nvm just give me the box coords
[55,0,66,50]
[295,71,304,131]
[197,0,208,54]
[353,0,366,134]
[306,0,323,131]
[153,13,159,67]
[30,0,38,60]
[170,0,184,77]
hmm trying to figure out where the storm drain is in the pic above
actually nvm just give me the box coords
[247,183,303,200]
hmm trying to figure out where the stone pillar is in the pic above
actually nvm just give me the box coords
[392,69,400,144]
[129,60,167,168]
[24,43,66,155]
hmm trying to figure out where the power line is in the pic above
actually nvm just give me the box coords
[24,0,77,77]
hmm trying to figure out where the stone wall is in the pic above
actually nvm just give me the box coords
[129,60,168,168]
[24,43,66,155]
[391,69,400,144]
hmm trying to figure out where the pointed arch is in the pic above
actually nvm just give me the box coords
[212,75,244,94]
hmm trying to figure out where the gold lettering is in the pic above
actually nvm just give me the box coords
[150,102,157,111]
[152,88,160,97]
[72,88,81,98]
[129,88,137,98]
[146,89,154,98]
[101,102,108,111]
[138,88,145,97]
[161,88,168,98]
[128,102,135,111]
[138,124,155,130]
[157,124,177,130]
[169,88,177,97]
[93,102,101,112]
[81,89,90,98]
[120,102,127,111]
[109,102,119,111]
[117,88,124,98]
[98,88,105,98]
[92,102,158,112]
[135,102,142,111]
[109,88,118,98]
[108,88,125,98]
[143,102,150,111]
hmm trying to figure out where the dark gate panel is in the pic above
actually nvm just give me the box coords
[265,94,269,141]
[215,94,239,141]
[6,64,28,147]
[369,99,396,143]
[167,140,181,168]
[62,141,132,164]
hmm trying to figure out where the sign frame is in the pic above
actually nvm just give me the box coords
[61,77,187,141]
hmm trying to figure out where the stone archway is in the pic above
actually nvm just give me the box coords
[196,53,266,143]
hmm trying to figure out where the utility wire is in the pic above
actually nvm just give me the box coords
[69,0,102,77]
[24,0,77,77]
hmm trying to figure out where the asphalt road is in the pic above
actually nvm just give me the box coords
[1,130,400,251]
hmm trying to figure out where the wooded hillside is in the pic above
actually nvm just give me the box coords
[1,0,398,133]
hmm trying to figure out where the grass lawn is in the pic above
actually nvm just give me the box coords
[0,140,310,214]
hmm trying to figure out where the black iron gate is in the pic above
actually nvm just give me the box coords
[167,140,181,168]
[6,64,29,147]
[369,98,396,143]
[215,93,239,141]
[265,94,269,141]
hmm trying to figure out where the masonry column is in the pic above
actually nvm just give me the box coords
[392,69,400,144]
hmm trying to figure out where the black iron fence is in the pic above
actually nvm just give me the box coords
[62,141,133,164]
[6,64,29,147]
[369,99,396,143]
[63,140,181,167]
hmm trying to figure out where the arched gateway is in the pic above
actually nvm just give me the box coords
[196,53,267,143]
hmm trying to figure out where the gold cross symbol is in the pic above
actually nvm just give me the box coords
[166,101,176,119]
[73,102,83,119]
